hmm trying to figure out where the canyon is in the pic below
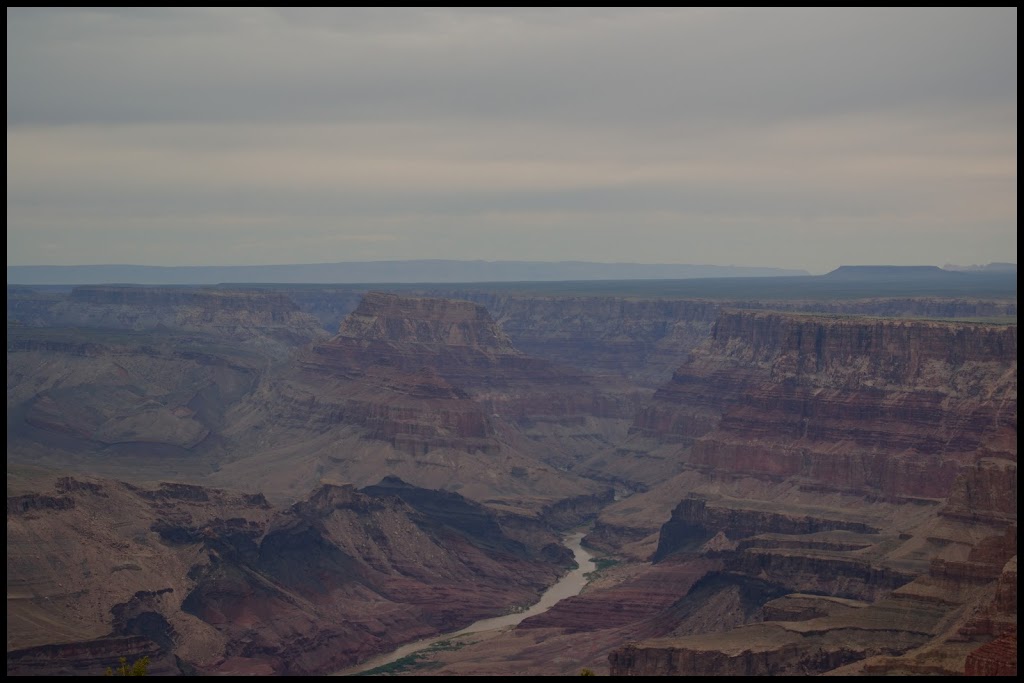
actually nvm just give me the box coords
[5,271,1017,676]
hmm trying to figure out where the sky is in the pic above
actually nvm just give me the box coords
[6,7,1017,274]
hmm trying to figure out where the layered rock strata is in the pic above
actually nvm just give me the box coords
[218,292,633,507]
[624,310,1016,497]
[601,312,1016,675]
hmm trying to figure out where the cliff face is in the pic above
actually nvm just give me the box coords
[708,309,1015,379]
[5,472,571,676]
[632,311,1016,498]
[12,285,1012,388]
[325,293,622,402]
[271,286,1015,388]
[338,291,518,350]
[478,295,1016,388]
[217,292,626,508]
[597,310,1016,676]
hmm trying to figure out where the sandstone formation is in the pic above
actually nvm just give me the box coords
[966,625,1017,676]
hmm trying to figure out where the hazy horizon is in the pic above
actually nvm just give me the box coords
[7,8,1017,273]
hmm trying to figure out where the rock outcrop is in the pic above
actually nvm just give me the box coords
[965,624,1017,676]
[5,472,573,676]
[217,292,631,508]
[626,310,1016,497]
[600,311,1016,676]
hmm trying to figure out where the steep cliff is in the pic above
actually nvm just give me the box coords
[11,284,1013,388]
[478,296,720,388]
[624,310,1016,497]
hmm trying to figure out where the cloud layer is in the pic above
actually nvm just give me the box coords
[7,8,1017,271]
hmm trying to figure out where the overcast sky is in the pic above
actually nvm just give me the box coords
[6,7,1017,273]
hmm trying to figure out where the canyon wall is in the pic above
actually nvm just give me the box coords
[603,310,1016,675]
[630,310,1016,498]
[214,292,629,508]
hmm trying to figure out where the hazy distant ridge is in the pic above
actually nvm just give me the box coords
[7,260,808,285]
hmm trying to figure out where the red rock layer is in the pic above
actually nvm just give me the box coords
[237,292,639,461]
[965,626,1018,676]
[518,559,719,632]
[632,310,1017,498]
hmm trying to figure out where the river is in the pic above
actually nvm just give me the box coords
[333,531,595,676]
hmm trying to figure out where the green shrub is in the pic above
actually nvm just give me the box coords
[105,656,150,676]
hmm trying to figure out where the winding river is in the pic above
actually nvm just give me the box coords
[333,531,595,676]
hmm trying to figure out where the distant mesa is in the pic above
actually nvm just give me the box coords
[822,263,1017,281]
[822,265,960,280]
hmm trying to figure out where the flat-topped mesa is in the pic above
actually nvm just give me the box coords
[632,310,1017,498]
[822,264,953,280]
[337,291,518,352]
[221,291,636,497]
[306,292,606,399]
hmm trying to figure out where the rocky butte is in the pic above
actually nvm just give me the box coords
[4,272,1018,676]
[214,291,641,511]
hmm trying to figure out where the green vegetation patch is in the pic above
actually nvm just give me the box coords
[354,639,467,676]
[584,556,620,583]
